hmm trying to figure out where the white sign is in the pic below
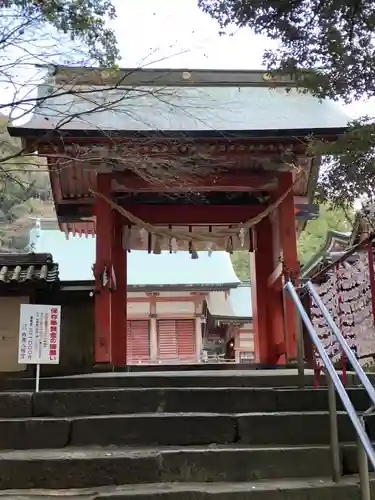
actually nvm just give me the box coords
[18,304,61,365]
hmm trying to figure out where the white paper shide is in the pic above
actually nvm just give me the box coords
[18,304,61,364]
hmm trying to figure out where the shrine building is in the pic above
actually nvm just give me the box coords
[28,218,252,367]
[8,66,349,367]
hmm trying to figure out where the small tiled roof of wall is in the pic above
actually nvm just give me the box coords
[0,252,59,285]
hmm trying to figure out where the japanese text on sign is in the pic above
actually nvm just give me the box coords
[18,304,61,364]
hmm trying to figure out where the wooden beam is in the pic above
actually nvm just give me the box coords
[115,204,266,224]
[57,203,268,225]
[112,171,277,193]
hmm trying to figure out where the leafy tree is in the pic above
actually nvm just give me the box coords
[1,0,118,67]
[0,0,120,249]
[297,205,353,265]
[231,251,250,281]
[0,0,120,170]
[198,0,375,209]
[0,114,53,251]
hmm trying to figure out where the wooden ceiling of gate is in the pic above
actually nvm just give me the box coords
[39,139,312,205]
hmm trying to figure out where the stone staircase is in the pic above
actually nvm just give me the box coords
[0,370,374,498]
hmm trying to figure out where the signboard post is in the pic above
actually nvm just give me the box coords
[18,304,61,392]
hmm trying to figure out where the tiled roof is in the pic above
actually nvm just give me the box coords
[11,67,349,134]
[228,284,252,319]
[207,284,252,320]
[0,253,59,286]
[29,227,240,289]
[300,230,351,278]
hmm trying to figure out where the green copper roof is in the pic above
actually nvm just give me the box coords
[12,68,349,134]
[29,228,240,288]
[300,230,351,278]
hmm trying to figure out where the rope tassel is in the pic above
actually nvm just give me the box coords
[191,242,199,259]
[153,235,162,254]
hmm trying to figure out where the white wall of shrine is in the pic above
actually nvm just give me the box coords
[127,290,204,317]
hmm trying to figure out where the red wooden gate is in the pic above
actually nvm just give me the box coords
[157,320,178,361]
[157,319,196,362]
[176,319,196,361]
[126,320,150,364]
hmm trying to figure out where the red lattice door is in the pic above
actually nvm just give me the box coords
[126,320,150,364]
[157,320,178,361]
[176,319,196,361]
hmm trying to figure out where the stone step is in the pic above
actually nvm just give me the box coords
[0,369,367,391]
[0,387,371,418]
[0,477,373,499]
[0,445,337,490]
[0,412,374,449]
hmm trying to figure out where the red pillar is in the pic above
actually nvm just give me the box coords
[251,216,284,364]
[268,211,287,364]
[94,173,112,363]
[110,211,127,365]
[278,172,299,360]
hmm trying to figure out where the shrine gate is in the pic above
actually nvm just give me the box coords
[9,67,348,366]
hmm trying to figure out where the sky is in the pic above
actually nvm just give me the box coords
[2,0,374,122]
[110,0,375,120]
[112,0,274,70]
[1,0,277,121]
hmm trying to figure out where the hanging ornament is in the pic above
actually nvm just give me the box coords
[191,241,199,259]
[239,226,246,248]
[206,242,215,257]
[188,225,193,254]
[225,237,234,254]
[133,227,145,249]
[168,225,173,254]
[208,226,213,256]
[110,265,117,291]
[139,228,148,244]
[153,235,162,254]
[249,228,255,252]
[171,237,179,253]
[100,265,109,288]
[122,225,130,251]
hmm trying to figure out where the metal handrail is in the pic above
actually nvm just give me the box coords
[285,280,375,495]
